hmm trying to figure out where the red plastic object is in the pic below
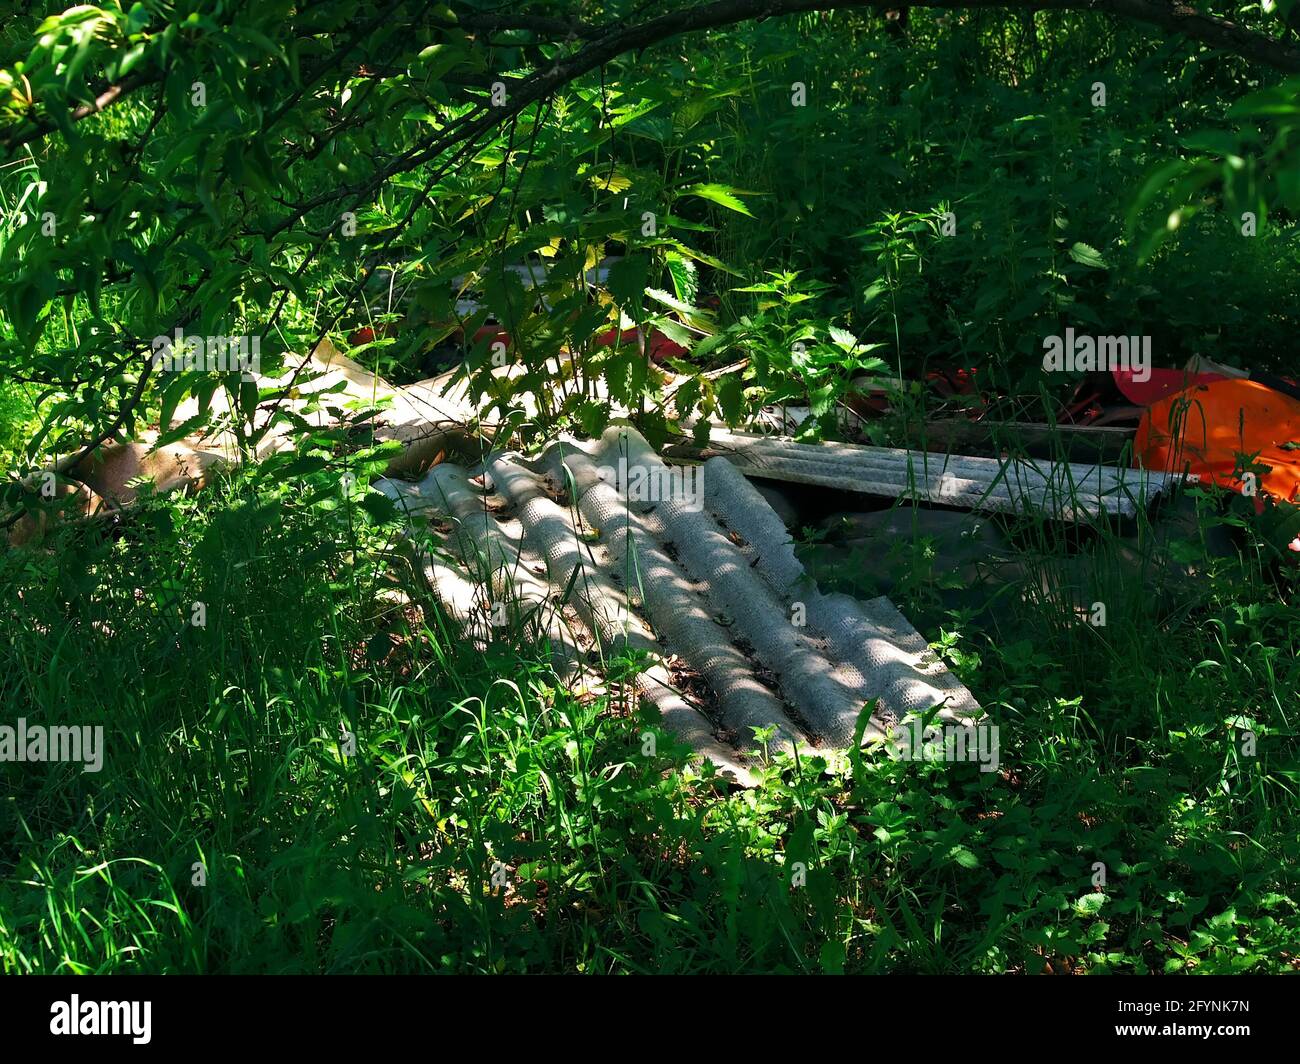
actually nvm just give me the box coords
[1111,367,1225,407]
[593,327,688,364]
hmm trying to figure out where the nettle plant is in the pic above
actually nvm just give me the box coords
[423,70,761,447]
[688,269,889,438]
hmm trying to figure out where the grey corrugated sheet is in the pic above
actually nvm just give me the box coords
[692,426,1184,520]
[376,426,983,786]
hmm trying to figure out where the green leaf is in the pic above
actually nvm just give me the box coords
[1068,242,1107,269]
[153,412,212,449]
[366,630,394,664]
[716,374,744,424]
[650,316,694,349]
[157,374,191,435]
[360,491,399,524]
[948,845,980,870]
[605,254,650,308]
[818,939,846,975]
[828,325,860,351]
[263,453,329,481]
[679,183,754,217]
[663,240,740,276]
[809,382,837,417]
[12,283,48,346]
[665,251,698,306]
[645,287,701,319]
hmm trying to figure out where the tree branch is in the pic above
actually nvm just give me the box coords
[0,69,162,158]
[450,0,1300,74]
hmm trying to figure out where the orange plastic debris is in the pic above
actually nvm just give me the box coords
[1135,378,1300,502]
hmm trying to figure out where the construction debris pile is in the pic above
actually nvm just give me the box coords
[377,425,986,785]
[13,341,1217,788]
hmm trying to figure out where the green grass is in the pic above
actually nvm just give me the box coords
[1,466,1296,974]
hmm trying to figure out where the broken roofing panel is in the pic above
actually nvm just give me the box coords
[377,426,983,786]
[685,426,1186,521]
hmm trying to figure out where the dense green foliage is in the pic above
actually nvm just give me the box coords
[1,0,1298,465]
[1,2,1298,973]
[1,476,1297,973]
